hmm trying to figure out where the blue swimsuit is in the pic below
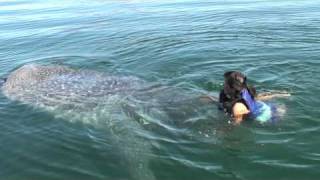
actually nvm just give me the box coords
[241,89,277,123]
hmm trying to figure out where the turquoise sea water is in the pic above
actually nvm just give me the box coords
[0,0,320,179]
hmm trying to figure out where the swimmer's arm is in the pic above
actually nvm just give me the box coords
[255,92,291,101]
[199,95,219,104]
[199,91,291,104]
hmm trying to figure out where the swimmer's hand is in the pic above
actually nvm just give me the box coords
[256,91,291,101]
[232,102,250,125]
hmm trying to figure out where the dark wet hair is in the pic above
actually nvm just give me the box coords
[224,71,256,96]
[224,71,247,91]
[223,71,247,102]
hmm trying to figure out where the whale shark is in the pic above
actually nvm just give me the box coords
[1,63,159,180]
[1,63,216,180]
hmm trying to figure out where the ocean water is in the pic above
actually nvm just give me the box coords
[0,0,320,179]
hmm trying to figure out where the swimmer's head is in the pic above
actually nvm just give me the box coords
[222,71,248,103]
[224,71,247,91]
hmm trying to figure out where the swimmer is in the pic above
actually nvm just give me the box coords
[201,71,290,124]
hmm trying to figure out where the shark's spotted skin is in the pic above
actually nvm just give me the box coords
[1,64,215,180]
[1,64,155,180]
[2,64,145,109]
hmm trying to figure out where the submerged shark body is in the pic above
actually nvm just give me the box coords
[2,64,145,111]
[2,64,156,180]
[1,64,214,180]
